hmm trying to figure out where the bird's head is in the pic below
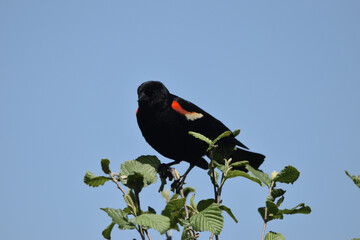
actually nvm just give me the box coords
[137,81,170,109]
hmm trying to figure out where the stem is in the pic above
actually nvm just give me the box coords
[135,191,151,240]
[261,181,275,240]
[109,173,126,196]
[170,168,195,237]
[209,151,218,201]
[136,226,146,240]
[165,230,172,240]
[209,150,221,240]
[145,229,152,240]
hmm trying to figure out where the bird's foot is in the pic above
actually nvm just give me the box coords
[157,163,174,181]
[171,175,186,193]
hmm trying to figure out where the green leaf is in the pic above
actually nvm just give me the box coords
[278,203,311,215]
[131,214,170,234]
[148,206,156,214]
[345,170,360,188]
[126,173,144,194]
[136,155,161,169]
[183,187,196,198]
[271,188,286,199]
[212,131,232,146]
[120,159,157,189]
[273,165,300,184]
[170,193,180,201]
[220,205,238,223]
[84,171,110,187]
[101,159,111,174]
[197,199,215,212]
[212,160,226,172]
[102,222,115,240]
[265,231,285,240]
[233,129,240,137]
[258,207,283,221]
[162,198,186,217]
[230,160,249,168]
[266,200,279,215]
[190,194,197,211]
[276,196,285,207]
[161,189,170,203]
[188,131,212,145]
[101,208,136,230]
[124,194,137,216]
[190,203,223,235]
[246,165,272,187]
[207,169,220,186]
[225,170,262,186]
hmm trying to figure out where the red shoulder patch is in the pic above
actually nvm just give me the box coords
[171,101,190,115]
[136,107,139,114]
[171,101,204,121]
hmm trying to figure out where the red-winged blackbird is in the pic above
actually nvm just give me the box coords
[136,81,265,185]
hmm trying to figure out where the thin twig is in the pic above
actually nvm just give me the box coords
[209,150,221,240]
[145,229,152,240]
[261,181,275,240]
[109,173,126,196]
[261,207,268,240]
[170,168,195,237]
[165,230,172,240]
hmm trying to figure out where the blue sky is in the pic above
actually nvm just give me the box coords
[1,1,359,239]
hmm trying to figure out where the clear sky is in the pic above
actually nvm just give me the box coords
[1,1,359,239]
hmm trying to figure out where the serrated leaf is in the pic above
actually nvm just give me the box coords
[220,205,238,223]
[278,203,311,215]
[101,159,111,174]
[84,171,110,187]
[188,131,212,145]
[120,159,157,189]
[162,198,186,217]
[273,165,300,184]
[127,173,144,194]
[258,207,283,221]
[197,199,215,212]
[246,165,271,187]
[131,214,170,234]
[225,170,262,186]
[190,203,223,235]
[345,170,360,188]
[265,231,285,240]
[102,222,115,240]
[101,208,136,230]
[271,188,286,199]
[136,155,161,169]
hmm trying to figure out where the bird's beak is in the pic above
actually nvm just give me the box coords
[138,92,149,103]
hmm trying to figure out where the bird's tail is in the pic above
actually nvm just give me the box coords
[230,148,265,171]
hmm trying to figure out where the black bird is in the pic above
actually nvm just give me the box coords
[136,81,265,186]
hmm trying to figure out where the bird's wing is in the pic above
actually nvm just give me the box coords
[170,95,249,149]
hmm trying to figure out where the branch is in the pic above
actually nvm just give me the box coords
[170,168,195,237]
[109,173,126,196]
